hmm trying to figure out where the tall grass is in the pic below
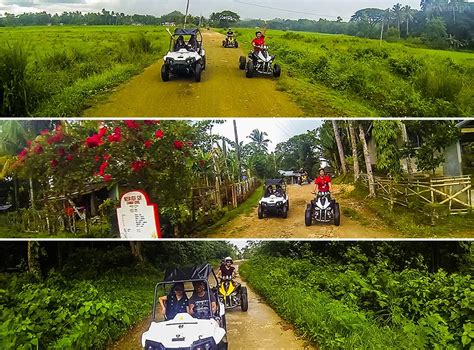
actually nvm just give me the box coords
[127,32,152,53]
[0,43,30,117]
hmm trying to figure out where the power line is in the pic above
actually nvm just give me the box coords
[233,0,340,19]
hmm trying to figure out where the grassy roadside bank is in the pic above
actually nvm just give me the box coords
[1,252,159,349]
[228,28,474,117]
[0,26,168,117]
[196,186,261,236]
[337,182,474,237]
[239,255,472,349]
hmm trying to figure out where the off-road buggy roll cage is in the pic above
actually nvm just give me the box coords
[152,263,220,321]
[168,27,203,52]
[263,178,287,197]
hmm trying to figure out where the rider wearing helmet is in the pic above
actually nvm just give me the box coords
[226,28,234,37]
[313,168,332,194]
[217,257,236,280]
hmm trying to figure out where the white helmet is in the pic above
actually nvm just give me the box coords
[224,256,233,263]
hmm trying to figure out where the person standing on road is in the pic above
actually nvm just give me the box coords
[159,282,189,320]
[313,168,332,194]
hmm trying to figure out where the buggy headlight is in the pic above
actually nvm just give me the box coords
[166,57,174,64]
[192,336,216,350]
[260,202,266,206]
[277,201,283,206]
[144,340,165,350]
[186,57,196,63]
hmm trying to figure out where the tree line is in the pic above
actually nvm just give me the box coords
[1,2,472,48]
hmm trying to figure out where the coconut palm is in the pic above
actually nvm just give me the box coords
[402,5,415,37]
[332,121,347,175]
[247,129,271,153]
[392,3,403,38]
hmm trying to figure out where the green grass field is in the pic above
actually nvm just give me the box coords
[0,25,169,117]
[231,28,474,117]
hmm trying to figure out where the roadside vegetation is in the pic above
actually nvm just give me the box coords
[0,241,236,349]
[0,26,168,117]
[234,28,473,117]
[240,241,473,349]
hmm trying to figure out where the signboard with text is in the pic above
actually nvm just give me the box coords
[117,190,161,239]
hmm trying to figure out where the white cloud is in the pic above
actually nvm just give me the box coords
[0,0,422,20]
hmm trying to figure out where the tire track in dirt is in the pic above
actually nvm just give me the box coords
[206,184,398,238]
[84,31,303,117]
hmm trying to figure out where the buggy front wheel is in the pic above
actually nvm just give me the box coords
[161,64,170,82]
[257,205,264,219]
[194,63,202,82]
[245,60,254,78]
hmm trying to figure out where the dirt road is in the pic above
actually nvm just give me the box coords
[108,264,312,350]
[84,31,303,117]
[208,184,398,238]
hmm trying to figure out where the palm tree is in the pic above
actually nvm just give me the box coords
[402,5,414,37]
[247,129,271,153]
[348,122,360,182]
[357,122,376,197]
[392,3,403,38]
[331,121,347,175]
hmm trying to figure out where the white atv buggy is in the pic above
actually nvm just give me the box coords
[239,45,281,78]
[142,264,228,350]
[258,179,289,219]
[161,28,206,83]
[305,191,341,226]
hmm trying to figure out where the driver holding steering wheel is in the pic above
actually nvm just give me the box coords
[217,257,237,285]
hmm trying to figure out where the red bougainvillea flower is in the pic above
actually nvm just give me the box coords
[66,154,73,161]
[33,144,43,154]
[94,155,101,162]
[47,133,63,145]
[40,129,49,136]
[155,130,164,139]
[86,134,102,148]
[108,127,122,142]
[18,148,28,159]
[144,140,153,149]
[103,174,112,182]
[99,161,109,176]
[51,159,59,168]
[124,120,139,129]
[144,120,160,125]
[57,148,66,157]
[131,160,147,172]
[98,126,108,137]
[26,140,32,147]
[103,154,111,161]
[173,140,184,150]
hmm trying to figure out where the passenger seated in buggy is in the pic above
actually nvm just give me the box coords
[174,35,187,51]
[264,185,274,197]
[188,34,198,51]
[275,184,284,196]
[189,281,217,319]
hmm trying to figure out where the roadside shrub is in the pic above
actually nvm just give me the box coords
[389,56,423,78]
[44,50,76,70]
[416,68,463,102]
[0,43,30,117]
[127,33,152,53]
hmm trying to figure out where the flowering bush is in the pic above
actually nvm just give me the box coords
[13,120,197,222]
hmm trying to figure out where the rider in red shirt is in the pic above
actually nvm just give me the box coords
[251,30,267,56]
[313,168,332,193]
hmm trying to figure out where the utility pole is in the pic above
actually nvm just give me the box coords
[233,120,242,182]
[184,0,190,28]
